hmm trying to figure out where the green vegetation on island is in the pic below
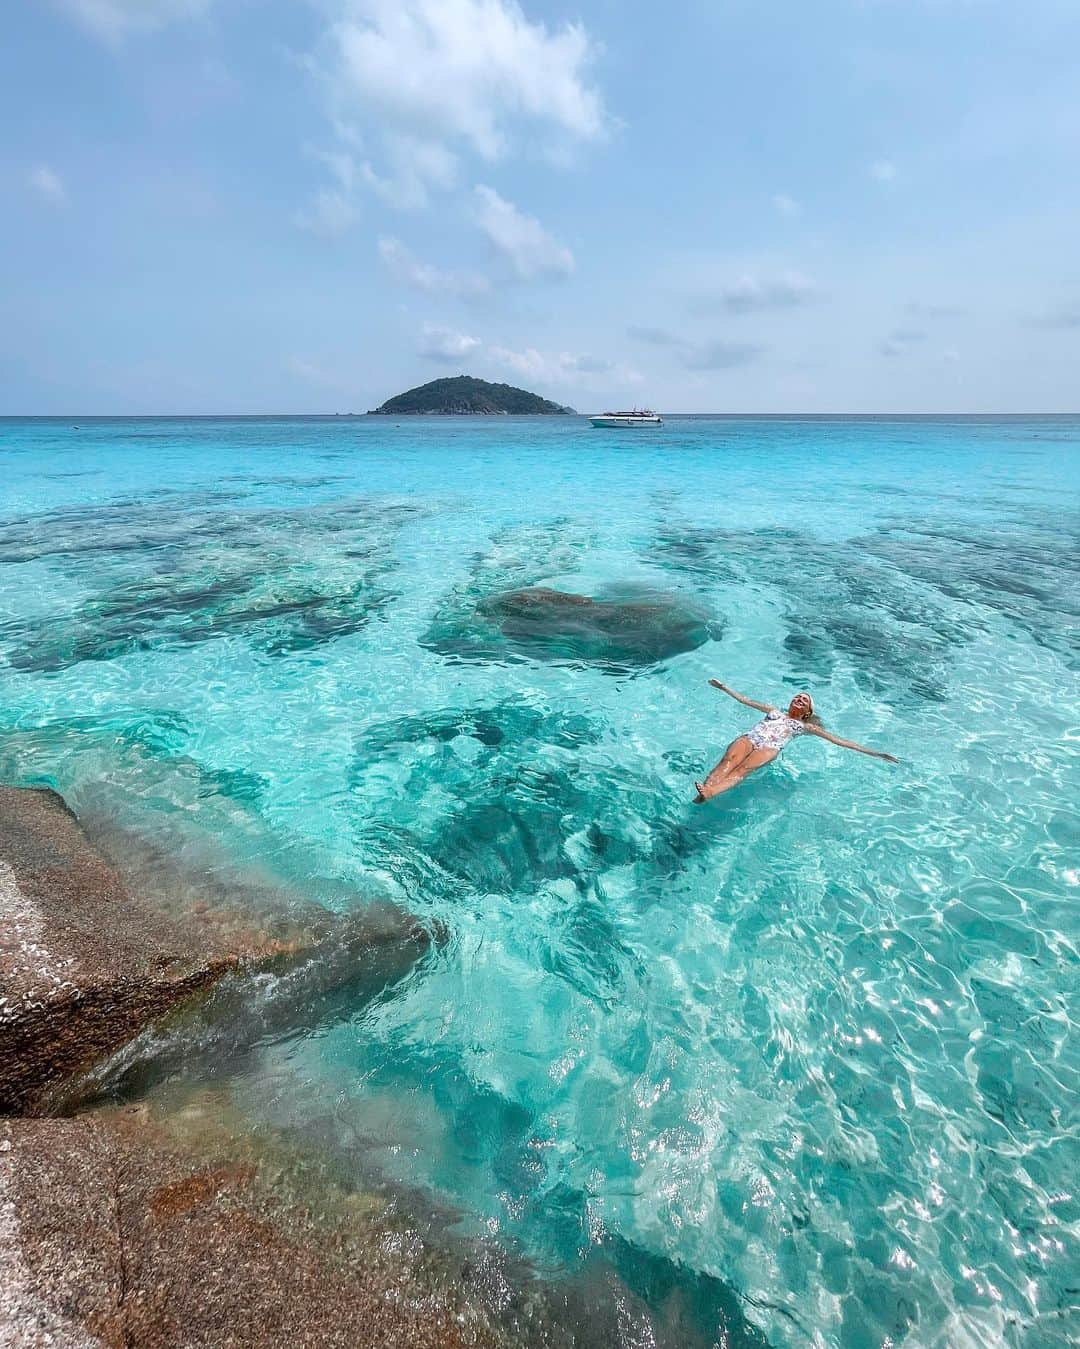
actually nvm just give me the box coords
[369,376,574,416]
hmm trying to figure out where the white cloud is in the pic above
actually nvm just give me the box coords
[419,323,483,362]
[772,193,801,216]
[412,321,636,389]
[378,237,490,297]
[473,185,573,280]
[360,134,457,210]
[322,0,605,156]
[487,344,640,388]
[489,346,574,379]
[57,0,213,41]
[29,165,67,205]
[692,271,817,315]
[297,189,362,236]
[295,150,361,235]
[870,159,898,183]
[310,0,607,208]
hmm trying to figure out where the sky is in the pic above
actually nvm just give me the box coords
[2,0,1079,414]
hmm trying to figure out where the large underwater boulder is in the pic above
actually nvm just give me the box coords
[423,585,720,672]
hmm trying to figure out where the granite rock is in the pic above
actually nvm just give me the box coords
[0,1113,501,1348]
[0,788,248,1115]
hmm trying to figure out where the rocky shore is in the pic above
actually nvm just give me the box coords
[0,786,766,1349]
[0,786,502,1348]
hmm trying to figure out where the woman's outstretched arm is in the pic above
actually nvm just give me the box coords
[708,680,776,714]
[806,725,899,763]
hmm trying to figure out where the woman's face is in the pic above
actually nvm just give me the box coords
[788,693,813,721]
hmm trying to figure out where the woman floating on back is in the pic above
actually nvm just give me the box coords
[694,680,898,802]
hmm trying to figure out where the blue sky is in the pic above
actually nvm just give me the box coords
[2,0,1078,413]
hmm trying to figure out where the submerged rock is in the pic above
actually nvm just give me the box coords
[347,698,716,1002]
[423,584,720,672]
[647,519,964,704]
[353,696,599,760]
[0,495,425,672]
[80,901,436,1106]
[1,1106,766,1349]
[647,501,1080,702]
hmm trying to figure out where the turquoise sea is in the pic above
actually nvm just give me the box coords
[1,414,1077,1347]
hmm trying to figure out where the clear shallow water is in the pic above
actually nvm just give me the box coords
[1,415,1078,1347]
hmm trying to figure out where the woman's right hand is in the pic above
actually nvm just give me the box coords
[709,679,727,691]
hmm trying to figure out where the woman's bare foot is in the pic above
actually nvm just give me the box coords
[695,772,744,802]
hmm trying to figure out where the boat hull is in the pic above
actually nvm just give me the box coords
[589,415,663,428]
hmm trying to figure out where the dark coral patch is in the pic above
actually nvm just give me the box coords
[647,503,1080,702]
[0,496,427,670]
[858,513,1080,670]
[348,698,712,916]
[353,699,598,759]
[648,522,965,703]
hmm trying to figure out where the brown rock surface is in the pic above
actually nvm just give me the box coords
[0,786,495,1346]
[0,1113,502,1348]
[0,787,251,1115]
[0,786,434,1116]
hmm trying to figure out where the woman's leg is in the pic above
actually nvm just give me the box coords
[694,736,755,802]
[694,742,778,801]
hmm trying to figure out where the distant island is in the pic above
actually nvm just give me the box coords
[369,375,575,416]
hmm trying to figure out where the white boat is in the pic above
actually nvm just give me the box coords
[589,408,663,428]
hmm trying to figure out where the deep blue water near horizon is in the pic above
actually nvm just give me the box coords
[1,414,1077,1347]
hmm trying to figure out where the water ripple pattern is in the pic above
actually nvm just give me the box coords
[1,415,1077,1348]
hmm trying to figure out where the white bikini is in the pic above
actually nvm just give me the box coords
[746,708,807,752]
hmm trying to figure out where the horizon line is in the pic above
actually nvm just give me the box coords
[3,411,1079,420]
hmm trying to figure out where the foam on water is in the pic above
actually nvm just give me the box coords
[1,415,1078,1347]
